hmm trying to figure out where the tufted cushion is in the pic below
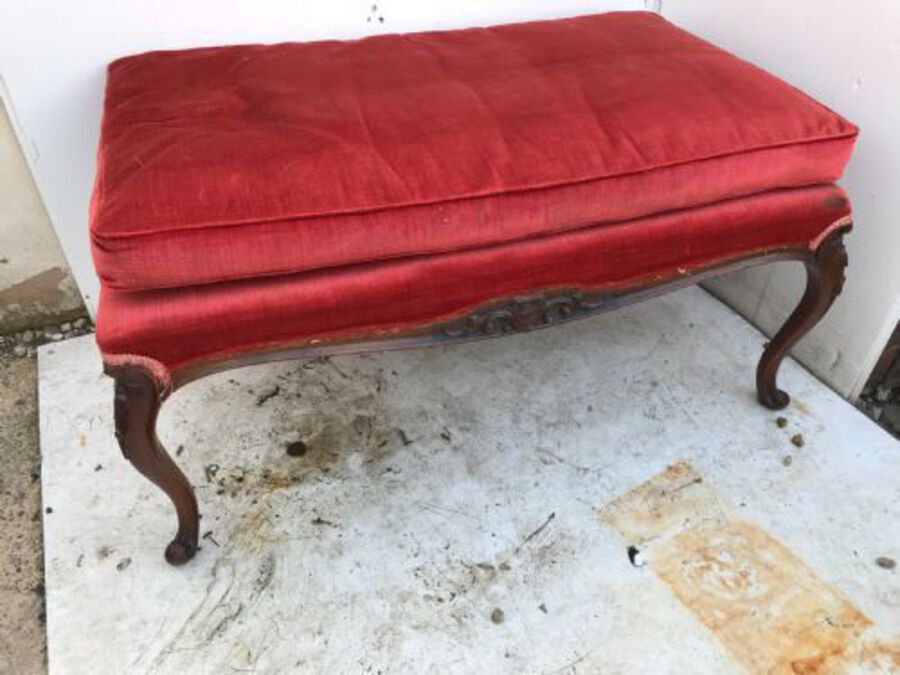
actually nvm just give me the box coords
[90,12,857,292]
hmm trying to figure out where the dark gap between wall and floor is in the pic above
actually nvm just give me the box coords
[856,322,900,440]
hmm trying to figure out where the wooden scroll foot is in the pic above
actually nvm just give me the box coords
[113,367,199,565]
[757,227,850,410]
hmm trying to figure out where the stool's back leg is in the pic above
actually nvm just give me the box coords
[113,367,199,565]
[757,227,850,410]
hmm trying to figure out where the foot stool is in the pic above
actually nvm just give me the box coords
[89,12,857,564]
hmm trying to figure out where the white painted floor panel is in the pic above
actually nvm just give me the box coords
[38,288,900,674]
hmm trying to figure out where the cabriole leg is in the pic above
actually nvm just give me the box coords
[113,367,199,565]
[757,227,850,410]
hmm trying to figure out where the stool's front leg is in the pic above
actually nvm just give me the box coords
[113,367,199,565]
[757,226,850,410]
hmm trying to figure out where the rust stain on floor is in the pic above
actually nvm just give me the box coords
[599,462,885,674]
[655,521,870,674]
[817,639,900,674]
[600,461,729,545]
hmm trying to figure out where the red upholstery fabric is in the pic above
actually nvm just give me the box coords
[96,185,851,373]
[91,12,857,291]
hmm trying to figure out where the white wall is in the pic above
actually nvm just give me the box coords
[662,0,900,399]
[0,0,643,316]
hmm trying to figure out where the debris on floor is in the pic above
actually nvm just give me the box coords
[255,385,281,407]
[35,289,900,674]
[285,440,308,457]
[0,318,94,360]
[857,324,900,440]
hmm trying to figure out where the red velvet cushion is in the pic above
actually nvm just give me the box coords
[96,185,851,373]
[90,12,857,291]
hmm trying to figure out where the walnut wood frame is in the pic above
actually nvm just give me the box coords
[107,225,850,565]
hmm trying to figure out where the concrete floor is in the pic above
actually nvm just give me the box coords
[34,288,900,673]
[0,350,45,674]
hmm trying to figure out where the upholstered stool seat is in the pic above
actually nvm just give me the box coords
[90,11,857,564]
[98,185,851,376]
[91,12,855,293]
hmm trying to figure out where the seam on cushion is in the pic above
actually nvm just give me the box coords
[97,184,848,292]
[91,128,857,240]
[94,183,848,290]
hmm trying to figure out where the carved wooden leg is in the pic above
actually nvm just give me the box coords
[757,227,850,409]
[113,367,199,565]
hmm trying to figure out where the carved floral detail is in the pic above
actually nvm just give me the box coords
[438,291,606,339]
[818,232,849,297]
